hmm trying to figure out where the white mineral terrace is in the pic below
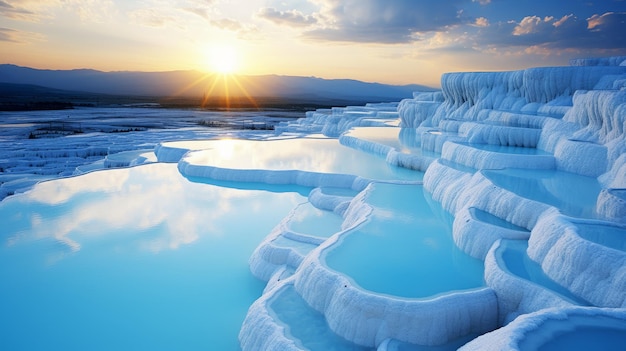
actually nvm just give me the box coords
[157,57,626,350]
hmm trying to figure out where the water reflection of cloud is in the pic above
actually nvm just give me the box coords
[2,163,303,261]
[182,138,420,182]
[26,170,131,205]
[185,139,346,173]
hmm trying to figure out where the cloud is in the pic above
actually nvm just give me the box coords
[512,15,554,35]
[68,0,116,23]
[478,12,626,51]
[0,26,43,43]
[210,17,260,40]
[0,0,115,23]
[266,0,626,52]
[130,7,180,28]
[0,27,19,42]
[129,0,214,29]
[183,7,211,19]
[211,18,243,31]
[180,0,217,20]
[299,0,467,44]
[410,9,626,70]
[474,17,489,27]
[258,7,318,27]
[129,0,260,39]
[0,0,44,21]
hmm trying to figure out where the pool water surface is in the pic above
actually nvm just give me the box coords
[0,163,305,351]
[177,137,423,182]
[324,183,485,298]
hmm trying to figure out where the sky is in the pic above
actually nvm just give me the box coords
[1,0,626,87]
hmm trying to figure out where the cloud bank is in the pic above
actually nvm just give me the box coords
[262,0,626,53]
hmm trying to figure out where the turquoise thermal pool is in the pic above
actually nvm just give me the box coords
[0,163,305,350]
[469,207,528,232]
[576,222,626,252]
[287,202,344,238]
[518,313,626,351]
[342,126,421,153]
[496,240,590,305]
[483,168,602,218]
[324,182,484,298]
[269,285,373,351]
[461,143,551,155]
[170,137,423,182]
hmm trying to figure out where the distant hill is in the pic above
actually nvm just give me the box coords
[0,64,434,104]
[0,82,164,110]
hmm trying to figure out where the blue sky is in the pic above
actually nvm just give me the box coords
[1,0,625,86]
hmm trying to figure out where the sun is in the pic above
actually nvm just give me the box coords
[206,45,239,74]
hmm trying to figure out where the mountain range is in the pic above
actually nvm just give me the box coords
[0,64,433,108]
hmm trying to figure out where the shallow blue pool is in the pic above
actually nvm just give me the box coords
[324,183,484,298]
[343,126,424,154]
[483,168,602,218]
[496,240,590,305]
[519,314,626,351]
[176,137,424,182]
[0,163,304,350]
[287,202,344,238]
[535,326,626,351]
[576,222,626,252]
[270,285,374,351]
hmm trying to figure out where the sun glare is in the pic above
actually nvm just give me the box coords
[207,45,239,74]
[216,138,236,159]
[194,44,257,109]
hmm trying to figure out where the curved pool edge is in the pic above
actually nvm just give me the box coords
[528,213,626,308]
[239,280,303,351]
[424,160,555,230]
[459,306,626,351]
[178,154,366,190]
[484,239,577,324]
[248,183,373,283]
[294,252,498,347]
[453,206,530,260]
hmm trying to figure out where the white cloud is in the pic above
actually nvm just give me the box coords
[179,0,218,20]
[513,15,553,35]
[0,27,43,43]
[0,0,54,21]
[0,27,17,42]
[130,7,181,28]
[474,17,489,27]
[210,17,259,39]
[302,0,467,43]
[211,17,243,31]
[258,7,318,27]
[67,0,116,23]
[0,0,116,23]
[553,14,574,28]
